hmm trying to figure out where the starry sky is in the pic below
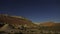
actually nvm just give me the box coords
[0,0,60,22]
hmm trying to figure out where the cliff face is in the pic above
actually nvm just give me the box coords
[0,14,35,26]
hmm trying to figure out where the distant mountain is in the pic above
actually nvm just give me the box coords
[39,22,60,26]
[0,14,36,27]
[39,22,60,31]
[54,23,60,26]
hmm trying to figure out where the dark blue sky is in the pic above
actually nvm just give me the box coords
[0,0,60,22]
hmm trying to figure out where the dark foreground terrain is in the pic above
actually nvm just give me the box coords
[0,23,60,34]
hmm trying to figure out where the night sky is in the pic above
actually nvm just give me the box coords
[0,0,60,22]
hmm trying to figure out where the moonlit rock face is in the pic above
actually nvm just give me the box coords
[0,14,24,19]
[0,14,33,26]
[11,16,23,18]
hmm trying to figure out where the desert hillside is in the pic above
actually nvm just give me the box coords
[39,21,60,26]
[0,14,60,34]
[0,14,36,27]
[39,22,55,26]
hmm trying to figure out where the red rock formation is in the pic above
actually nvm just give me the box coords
[0,14,35,27]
